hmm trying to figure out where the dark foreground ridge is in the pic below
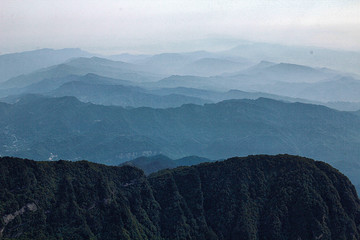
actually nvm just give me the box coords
[0,154,359,240]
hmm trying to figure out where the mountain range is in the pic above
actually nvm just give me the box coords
[0,48,94,82]
[251,76,360,102]
[0,95,359,191]
[3,72,351,110]
[224,42,360,75]
[0,154,359,239]
[1,47,360,111]
[1,45,360,239]
[121,154,213,175]
[0,57,161,89]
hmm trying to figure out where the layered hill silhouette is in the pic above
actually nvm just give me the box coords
[224,42,360,75]
[50,81,207,108]
[0,155,359,239]
[121,154,212,174]
[0,57,161,89]
[229,62,335,84]
[0,95,360,190]
[1,49,359,109]
[0,48,94,82]
[252,76,360,102]
[180,57,249,76]
[0,72,328,109]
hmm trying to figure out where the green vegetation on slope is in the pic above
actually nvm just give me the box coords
[0,155,359,239]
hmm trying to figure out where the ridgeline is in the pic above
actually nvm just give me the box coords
[0,154,359,239]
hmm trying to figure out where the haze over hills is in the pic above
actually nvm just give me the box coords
[251,76,360,102]
[224,42,360,75]
[2,0,360,237]
[1,46,360,192]
[180,57,251,76]
[0,48,95,82]
[0,155,359,239]
[230,62,336,83]
[1,95,360,191]
[107,53,151,62]
[0,57,162,89]
[49,81,207,108]
[121,154,213,175]
[128,51,252,76]
[2,71,345,110]
[1,46,359,110]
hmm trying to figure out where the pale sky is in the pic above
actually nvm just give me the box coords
[1,0,359,54]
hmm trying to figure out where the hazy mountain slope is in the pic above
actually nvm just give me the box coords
[0,155,359,239]
[3,74,356,110]
[175,155,212,166]
[0,95,360,187]
[149,87,357,110]
[152,62,353,95]
[229,62,337,84]
[224,42,360,75]
[121,155,177,175]
[0,48,94,82]
[137,53,192,75]
[1,57,161,89]
[23,73,131,93]
[252,76,360,102]
[240,60,277,73]
[121,155,212,174]
[0,95,162,163]
[325,101,360,112]
[0,74,132,99]
[130,86,360,111]
[107,53,151,63]
[154,75,227,90]
[1,64,84,89]
[136,51,252,76]
[180,58,250,76]
[49,81,207,108]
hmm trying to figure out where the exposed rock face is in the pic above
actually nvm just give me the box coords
[0,155,359,240]
[2,203,37,225]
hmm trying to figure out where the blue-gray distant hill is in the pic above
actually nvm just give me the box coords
[229,62,335,83]
[0,57,162,89]
[180,57,250,76]
[224,41,360,75]
[153,61,338,90]
[121,154,212,174]
[136,51,252,76]
[152,64,360,103]
[252,76,360,102]
[0,74,207,108]
[0,95,359,191]
[49,81,207,108]
[0,72,335,109]
[0,48,94,82]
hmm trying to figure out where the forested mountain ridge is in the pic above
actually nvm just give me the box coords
[0,154,359,239]
[1,95,360,190]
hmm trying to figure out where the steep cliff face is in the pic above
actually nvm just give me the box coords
[0,155,359,240]
[150,155,360,240]
[0,158,161,240]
